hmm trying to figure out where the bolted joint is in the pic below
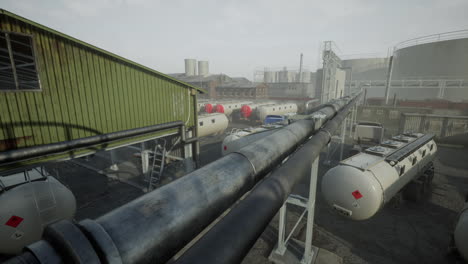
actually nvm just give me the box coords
[41,220,101,264]
[78,219,122,264]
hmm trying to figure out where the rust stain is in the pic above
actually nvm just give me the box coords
[0,136,33,151]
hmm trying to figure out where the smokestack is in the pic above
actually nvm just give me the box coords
[184,59,197,76]
[298,53,303,82]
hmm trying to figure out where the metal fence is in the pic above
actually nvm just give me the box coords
[400,113,468,138]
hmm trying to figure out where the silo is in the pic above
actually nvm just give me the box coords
[287,71,296,82]
[198,61,209,76]
[264,71,275,83]
[185,59,197,76]
[302,71,311,83]
[278,69,289,83]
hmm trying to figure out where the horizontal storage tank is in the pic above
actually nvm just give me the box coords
[204,103,214,113]
[240,102,274,119]
[215,101,252,116]
[0,172,76,254]
[321,133,437,220]
[256,103,298,121]
[197,113,229,137]
[221,125,283,155]
[455,202,468,262]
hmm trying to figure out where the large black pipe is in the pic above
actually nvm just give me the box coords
[4,95,358,264]
[174,94,361,264]
[0,121,185,166]
[86,99,350,264]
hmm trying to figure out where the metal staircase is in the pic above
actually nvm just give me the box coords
[148,139,166,191]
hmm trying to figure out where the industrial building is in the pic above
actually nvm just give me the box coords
[215,82,268,99]
[254,66,317,101]
[0,9,203,168]
[170,59,270,100]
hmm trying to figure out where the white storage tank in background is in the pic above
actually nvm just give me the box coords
[215,101,252,116]
[184,59,197,76]
[321,133,437,220]
[0,169,76,254]
[221,126,282,155]
[256,103,298,121]
[198,61,209,76]
[240,102,275,120]
[197,113,229,137]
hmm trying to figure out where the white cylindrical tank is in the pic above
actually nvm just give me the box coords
[184,59,197,76]
[198,61,209,76]
[455,202,468,262]
[287,71,296,82]
[0,175,76,254]
[302,71,311,83]
[215,101,252,116]
[240,102,274,119]
[278,70,288,83]
[321,135,437,220]
[264,71,275,83]
[256,103,298,121]
[197,113,229,137]
[221,126,281,155]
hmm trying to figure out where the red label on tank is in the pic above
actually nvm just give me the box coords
[205,104,213,113]
[352,190,363,200]
[216,104,225,113]
[241,105,252,118]
[5,215,24,228]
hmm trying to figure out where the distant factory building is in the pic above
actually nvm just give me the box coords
[255,66,316,101]
[216,82,268,99]
[168,73,233,99]
[169,60,261,100]
[0,9,203,166]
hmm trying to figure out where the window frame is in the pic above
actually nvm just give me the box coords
[0,30,42,92]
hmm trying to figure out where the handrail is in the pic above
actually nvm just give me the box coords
[394,29,468,51]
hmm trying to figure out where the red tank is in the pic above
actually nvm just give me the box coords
[205,104,213,113]
[216,104,225,113]
[241,105,253,118]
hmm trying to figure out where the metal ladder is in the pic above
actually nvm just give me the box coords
[148,139,166,191]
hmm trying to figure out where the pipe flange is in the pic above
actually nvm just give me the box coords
[42,220,100,264]
[79,219,123,264]
[26,240,62,264]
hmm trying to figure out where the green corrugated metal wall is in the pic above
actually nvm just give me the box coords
[0,13,198,154]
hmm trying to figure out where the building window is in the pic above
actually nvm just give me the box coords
[199,121,204,126]
[0,31,40,91]
[211,119,215,124]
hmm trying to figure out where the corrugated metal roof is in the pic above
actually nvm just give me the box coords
[0,9,206,94]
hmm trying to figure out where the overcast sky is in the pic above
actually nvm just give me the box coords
[3,0,468,79]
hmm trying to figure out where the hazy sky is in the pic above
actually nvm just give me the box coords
[2,0,468,79]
